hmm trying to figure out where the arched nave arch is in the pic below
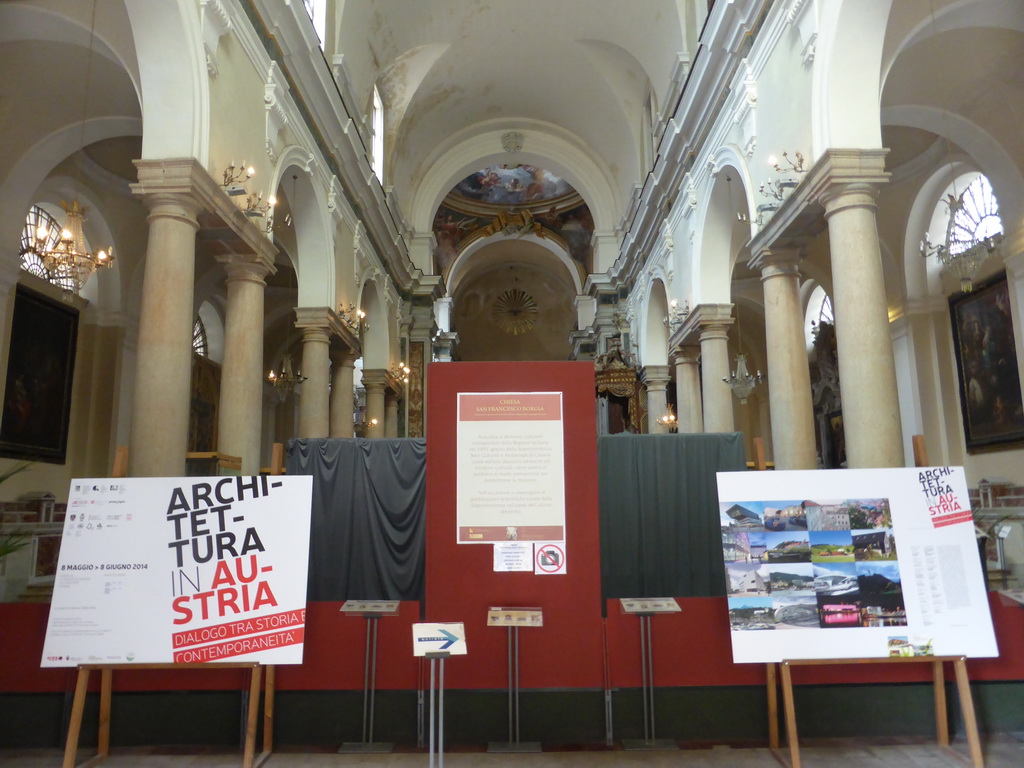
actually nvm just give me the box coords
[271,150,336,310]
[446,233,584,299]
[123,0,209,161]
[691,160,755,305]
[813,0,890,152]
[410,124,620,248]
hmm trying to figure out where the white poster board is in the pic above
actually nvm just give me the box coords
[41,476,312,667]
[717,467,998,663]
[456,391,565,543]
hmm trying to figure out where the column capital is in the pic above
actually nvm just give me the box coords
[362,367,402,395]
[641,364,671,387]
[300,325,331,346]
[217,255,276,285]
[672,344,701,365]
[750,247,802,278]
[132,158,277,264]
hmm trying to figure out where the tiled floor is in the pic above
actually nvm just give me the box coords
[3,736,1024,768]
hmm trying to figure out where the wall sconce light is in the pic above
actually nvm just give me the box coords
[659,403,678,433]
[664,299,690,332]
[222,162,254,196]
[758,150,806,206]
[339,304,366,334]
[391,361,411,385]
[769,151,806,175]
[245,192,276,219]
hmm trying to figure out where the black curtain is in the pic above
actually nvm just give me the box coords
[287,437,426,601]
[598,433,745,603]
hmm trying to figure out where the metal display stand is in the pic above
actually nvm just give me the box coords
[426,651,450,768]
[338,601,400,754]
[486,607,544,753]
[620,598,680,751]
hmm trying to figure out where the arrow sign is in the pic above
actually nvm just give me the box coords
[412,622,467,656]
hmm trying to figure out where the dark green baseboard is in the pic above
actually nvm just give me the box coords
[3,682,1023,749]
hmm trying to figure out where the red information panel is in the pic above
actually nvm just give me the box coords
[426,362,604,690]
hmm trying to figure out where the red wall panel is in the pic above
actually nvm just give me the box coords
[423,361,605,689]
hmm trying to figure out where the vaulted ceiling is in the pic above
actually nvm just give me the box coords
[330,0,688,224]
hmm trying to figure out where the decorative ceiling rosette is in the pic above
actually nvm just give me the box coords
[492,287,538,336]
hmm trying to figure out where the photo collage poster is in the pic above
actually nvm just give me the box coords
[716,467,998,663]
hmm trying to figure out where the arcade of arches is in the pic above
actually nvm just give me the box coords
[2,1,1024,577]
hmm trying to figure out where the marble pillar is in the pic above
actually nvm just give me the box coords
[128,191,200,477]
[363,372,386,438]
[385,392,399,438]
[756,249,817,469]
[673,345,704,433]
[643,365,672,433]
[216,259,273,475]
[329,350,357,438]
[298,325,331,438]
[822,180,903,467]
[698,306,735,433]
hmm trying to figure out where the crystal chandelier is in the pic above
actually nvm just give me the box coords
[721,308,762,404]
[267,353,306,402]
[723,353,763,405]
[30,201,114,298]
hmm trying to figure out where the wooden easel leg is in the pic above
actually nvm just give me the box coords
[261,665,276,756]
[97,668,112,758]
[953,657,984,768]
[242,665,262,768]
[767,662,779,749]
[933,659,949,746]
[63,667,90,768]
[780,662,801,768]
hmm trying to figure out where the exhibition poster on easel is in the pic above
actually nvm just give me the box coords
[456,391,565,543]
[41,475,312,666]
[716,467,998,663]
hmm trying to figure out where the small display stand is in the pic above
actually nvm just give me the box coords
[486,607,544,753]
[337,600,401,754]
[619,598,681,751]
[426,651,450,768]
[413,622,467,768]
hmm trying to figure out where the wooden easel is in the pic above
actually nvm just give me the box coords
[761,434,985,767]
[63,662,271,768]
[61,445,288,767]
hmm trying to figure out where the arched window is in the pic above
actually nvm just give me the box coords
[19,205,76,293]
[371,86,384,182]
[945,175,1002,256]
[804,284,834,350]
[192,316,208,357]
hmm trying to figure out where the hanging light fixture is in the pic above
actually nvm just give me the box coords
[31,0,113,300]
[29,201,113,298]
[722,307,763,404]
[267,353,307,402]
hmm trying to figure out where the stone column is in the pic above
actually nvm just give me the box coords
[673,345,703,433]
[642,365,672,433]
[329,350,357,438]
[216,258,274,475]
[295,311,331,438]
[820,154,902,467]
[697,305,735,433]
[385,392,399,438]
[128,190,200,477]
[362,370,387,438]
[754,249,817,469]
